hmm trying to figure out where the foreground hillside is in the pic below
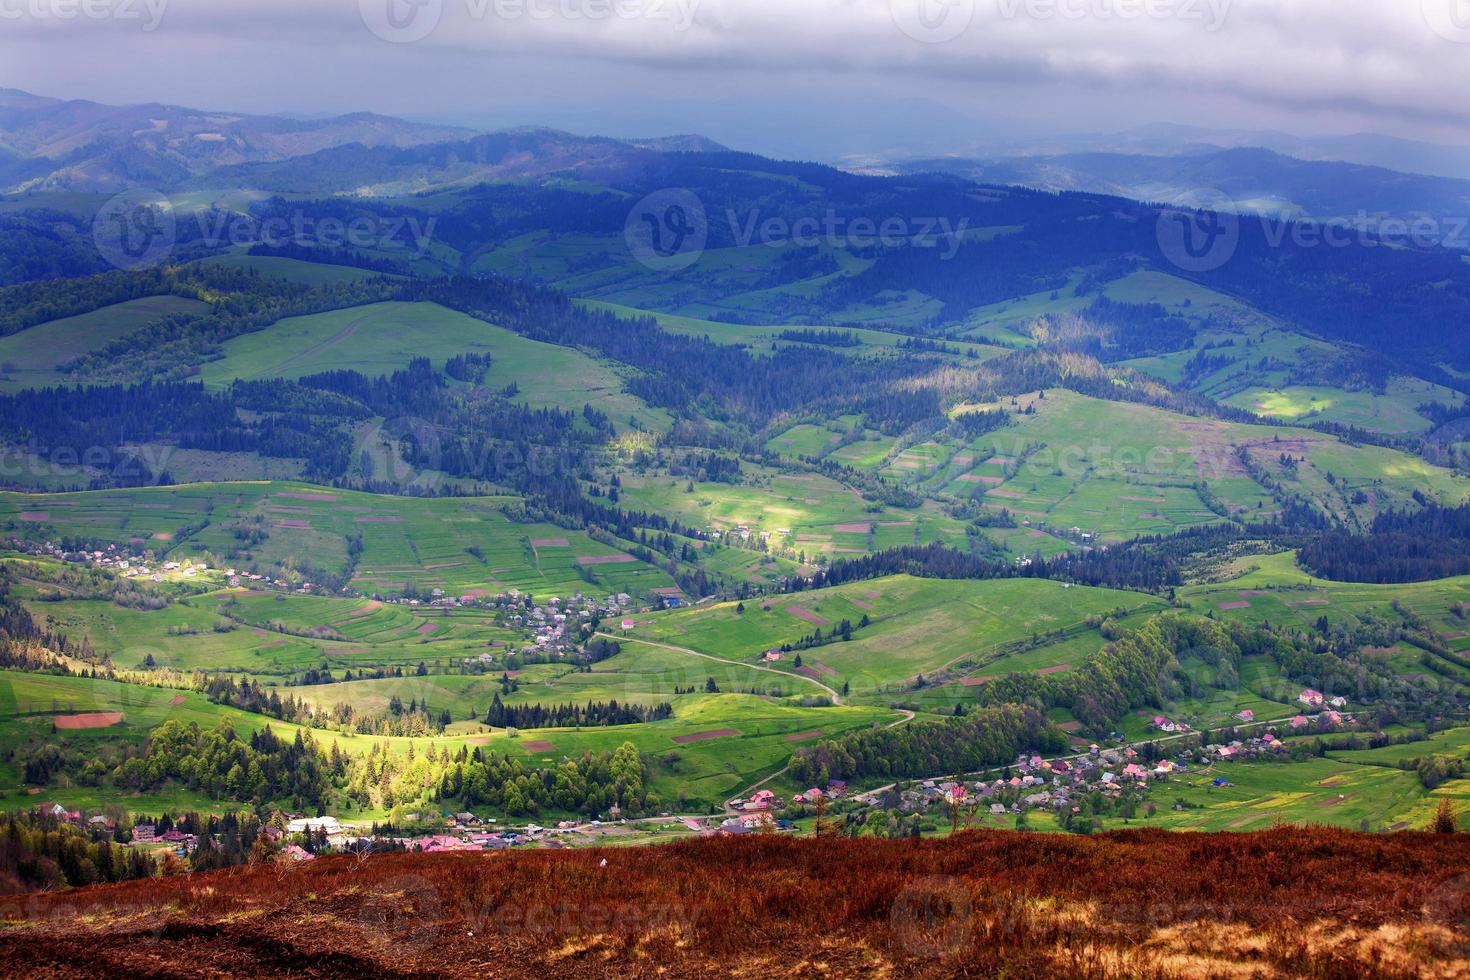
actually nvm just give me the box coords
[4,830,1470,978]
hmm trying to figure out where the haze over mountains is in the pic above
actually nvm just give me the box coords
[862,124,1470,182]
[873,146,1470,247]
[0,89,472,193]
[5,88,1470,252]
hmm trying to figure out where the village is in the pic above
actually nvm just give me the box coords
[25,690,1361,865]
[9,537,672,665]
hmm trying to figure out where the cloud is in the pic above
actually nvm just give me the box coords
[1,0,1468,137]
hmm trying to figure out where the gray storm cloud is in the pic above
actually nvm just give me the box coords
[0,0,1467,137]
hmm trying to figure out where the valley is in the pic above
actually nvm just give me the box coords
[0,82,1469,980]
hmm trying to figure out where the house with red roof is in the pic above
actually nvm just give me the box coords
[744,789,780,811]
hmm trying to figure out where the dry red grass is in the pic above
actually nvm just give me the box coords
[4,829,1470,977]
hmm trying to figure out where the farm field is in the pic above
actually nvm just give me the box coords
[1220,380,1463,436]
[1033,754,1436,833]
[757,386,1470,543]
[196,301,671,432]
[933,389,1466,537]
[611,464,970,558]
[11,578,534,678]
[627,574,1166,696]
[1181,551,1470,640]
[0,670,896,813]
[0,482,677,600]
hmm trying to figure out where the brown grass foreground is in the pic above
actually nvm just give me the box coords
[5,828,1470,977]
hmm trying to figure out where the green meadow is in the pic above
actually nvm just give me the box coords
[1220,379,1463,436]
[0,482,678,600]
[628,574,1165,696]
[899,388,1468,538]
[1028,755,1433,834]
[0,296,207,391]
[0,670,897,813]
[611,463,970,560]
[197,300,671,432]
[1182,551,1470,640]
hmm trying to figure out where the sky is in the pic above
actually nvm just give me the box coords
[3,0,1470,160]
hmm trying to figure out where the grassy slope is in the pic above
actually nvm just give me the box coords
[949,389,1465,536]
[197,300,671,433]
[759,386,1470,541]
[629,574,1164,695]
[0,296,207,391]
[0,482,677,600]
[612,464,970,559]
[1183,551,1470,639]
[0,670,895,813]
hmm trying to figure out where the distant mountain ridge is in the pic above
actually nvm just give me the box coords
[0,89,730,195]
[5,85,1468,245]
[885,122,1470,182]
[0,88,476,193]
[877,146,1470,248]
[202,128,683,196]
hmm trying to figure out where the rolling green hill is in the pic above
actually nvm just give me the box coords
[197,301,671,432]
[0,482,678,600]
[0,296,206,391]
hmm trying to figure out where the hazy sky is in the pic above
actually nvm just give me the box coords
[4,0,1470,158]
